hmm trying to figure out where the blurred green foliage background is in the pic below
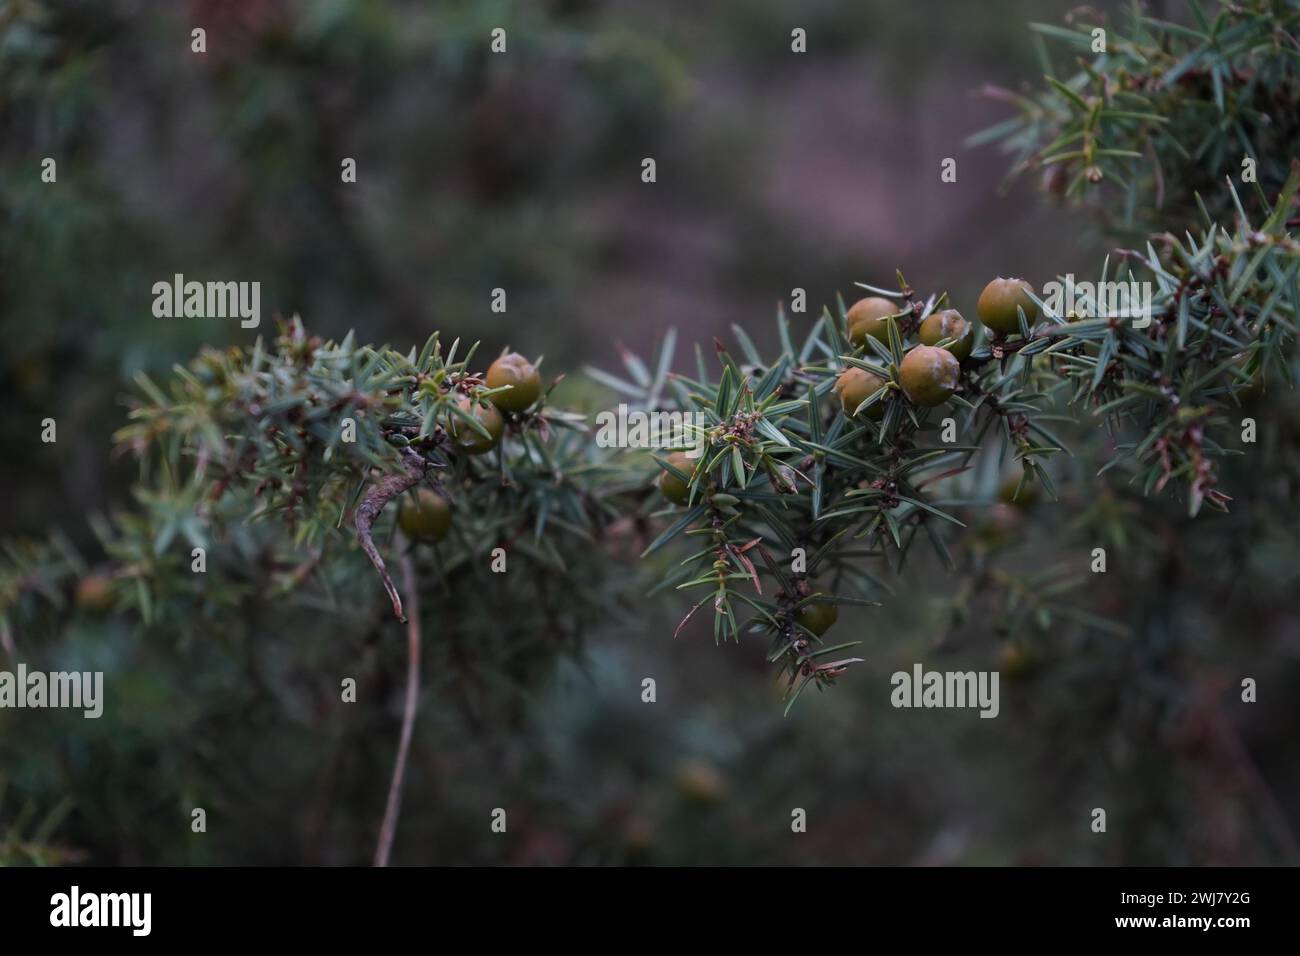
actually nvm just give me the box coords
[2,0,1297,865]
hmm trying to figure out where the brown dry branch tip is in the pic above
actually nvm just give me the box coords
[354,447,430,622]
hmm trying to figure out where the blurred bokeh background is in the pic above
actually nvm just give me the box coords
[3,0,1297,865]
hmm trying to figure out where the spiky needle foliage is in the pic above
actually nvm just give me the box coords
[1041,164,1300,514]
[604,160,1298,705]
[974,0,1300,235]
[600,274,1089,710]
[3,318,640,702]
[3,0,1296,719]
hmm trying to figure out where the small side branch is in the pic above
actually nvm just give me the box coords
[374,546,422,867]
[355,449,428,622]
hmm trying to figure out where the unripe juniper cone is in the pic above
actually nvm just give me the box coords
[798,601,838,636]
[485,352,542,413]
[999,472,1040,508]
[846,295,901,345]
[674,759,728,804]
[398,488,453,541]
[834,366,887,419]
[658,451,698,505]
[918,308,974,363]
[450,395,505,454]
[899,345,960,407]
[74,573,117,614]
[999,642,1036,681]
[976,277,1039,334]
[974,503,1023,551]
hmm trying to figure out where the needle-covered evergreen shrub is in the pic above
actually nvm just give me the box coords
[3,0,1298,866]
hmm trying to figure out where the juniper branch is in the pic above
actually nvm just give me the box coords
[354,448,429,623]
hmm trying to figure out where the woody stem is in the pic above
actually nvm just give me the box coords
[374,545,422,867]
